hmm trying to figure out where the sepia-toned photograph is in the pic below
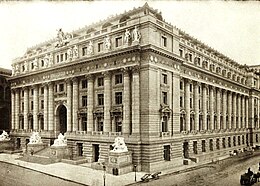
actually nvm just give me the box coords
[0,1,259,186]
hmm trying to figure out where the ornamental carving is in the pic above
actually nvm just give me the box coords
[159,104,172,118]
[55,28,72,48]
[110,106,123,119]
[104,35,111,50]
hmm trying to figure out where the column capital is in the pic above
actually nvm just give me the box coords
[194,81,201,86]
[85,74,94,81]
[209,85,215,90]
[21,86,28,91]
[131,65,140,74]
[184,78,192,84]
[72,77,79,83]
[202,83,208,88]
[121,67,130,75]
[65,78,72,84]
[102,71,111,79]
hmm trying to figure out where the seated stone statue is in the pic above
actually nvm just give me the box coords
[52,133,67,147]
[28,132,43,144]
[0,130,10,141]
[110,137,128,153]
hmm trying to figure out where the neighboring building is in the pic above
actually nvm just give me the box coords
[0,67,11,132]
[8,3,260,172]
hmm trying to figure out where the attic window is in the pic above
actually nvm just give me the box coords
[102,22,112,29]
[119,15,130,23]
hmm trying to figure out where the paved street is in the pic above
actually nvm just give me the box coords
[130,151,260,186]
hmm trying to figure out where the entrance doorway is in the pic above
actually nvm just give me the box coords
[183,142,189,158]
[17,138,21,149]
[93,144,99,162]
[57,105,67,134]
[77,143,83,156]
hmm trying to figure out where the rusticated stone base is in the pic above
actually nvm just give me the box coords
[27,143,47,155]
[49,146,71,160]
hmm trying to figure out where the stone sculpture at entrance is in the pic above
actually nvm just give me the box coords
[0,131,10,141]
[52,133,67,147]
[110,137,128,153]
[28,132,43,144]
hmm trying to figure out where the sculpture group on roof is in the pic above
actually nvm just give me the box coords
[0,131,10,141]
[52,133,67,147]
[110,137,128,153]
[55,28,73,48]
[28,132,43,144]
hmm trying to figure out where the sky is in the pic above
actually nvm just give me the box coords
[0,1,259,70]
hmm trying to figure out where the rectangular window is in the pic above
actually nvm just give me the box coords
[190,84,193,92]
[179,49,183,57]
[41,100,44,109]
[21,102,24,112]
[98,94,104,106]
[202,140,206,152]
[163,145,170,161]
[31,101,33,110]
[216,138,220,150]
[22,65,25,72]
[162,116,168,132]
[82,47,88,56]
[31,63,34,70]
[209,139,213,151]
[180,96,183,107]
[98,42,103,52]
[55,85,58,93]
[22,90,24,97]
[233,136,236,146]
[82,117,87,131]
[190,98,193,108]
[82,96,88,107]
[115,92,122,105]
[115,74,123,84]
[82,80,88,89]
[31,89,34,96]
[162,36,167,47]
[162,92,167,105]
[115,37,122,47]
[222,138,226,148]
[189,53,192,62]
[59,84,64,92]
[60,54,64,62]
[162,74,167,84]
[41,87,44,95]
[193,141,198,154]
[97,118,103,131]
[180,81,183,90]
[116,118,122,132]
[65,53,68,60]
[97,77,104,87]
[57,55,59,63]
[228,137,231,147]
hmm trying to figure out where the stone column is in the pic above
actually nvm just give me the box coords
[222,90,227,130]
[202,84,207,130]
[43,84,48,131]
[132,66,140,135]
[228,91,232,129]
[245,97,249,128]
[48,82,54,131]
[185,79,190,131]
[233,93,237,129]
[209,86,214,130]
[66,79,72,132]
[237,94,241,129]
[104,71,111,133]
[24,87,29,130]
[241,96,245,129]
[194,81,199,131]
[87,75,94,133]
[33,85,39,130]
[72,78,79,131]
[123,68,130,134]
[15,89,20,130]
[11,89,15,130]
[216,88,221,130]
[172,75,180,133]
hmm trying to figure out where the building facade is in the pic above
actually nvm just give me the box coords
[9,4,260,172]
[0,67,11,132]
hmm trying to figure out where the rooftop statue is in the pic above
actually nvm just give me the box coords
[55,28,72,48]
[110,137,128,153]
[52,133,67,147]
[0,130,10,141]
[28,132,43,144]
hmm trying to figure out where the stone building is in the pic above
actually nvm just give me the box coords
[0,67,11,132]
[9,3,260,172]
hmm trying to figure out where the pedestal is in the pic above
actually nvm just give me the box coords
[50,146,71,160]
[27,143,47,155]
[0,140,13,151]
[107,151,133,175]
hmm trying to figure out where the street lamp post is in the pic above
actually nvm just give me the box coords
[103,165,106,186]
[134,165,137,182]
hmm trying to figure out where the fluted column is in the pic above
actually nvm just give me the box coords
[241,96,245,129]
[216,88,221,130]
[222,90,227,129]
[15,89,20,130]
[202,84,207,130]
[237,94,241,129]
[104,72,111,133]
[227,91,232,129]
[48,82,54,131]
[194,81,199,131]
[245,97,249,128]
[132,66,140,135]
[43,84,48,130]
[11,90,15,130]
[233,93,237,129]
[209,86,214,130]
[33,85,39,130]
[185,79,190,131]
[123,68,130,134]
[66,79,72,132]
[72,78,79,131]
[87,75,94,133]
[24,87,29,130]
